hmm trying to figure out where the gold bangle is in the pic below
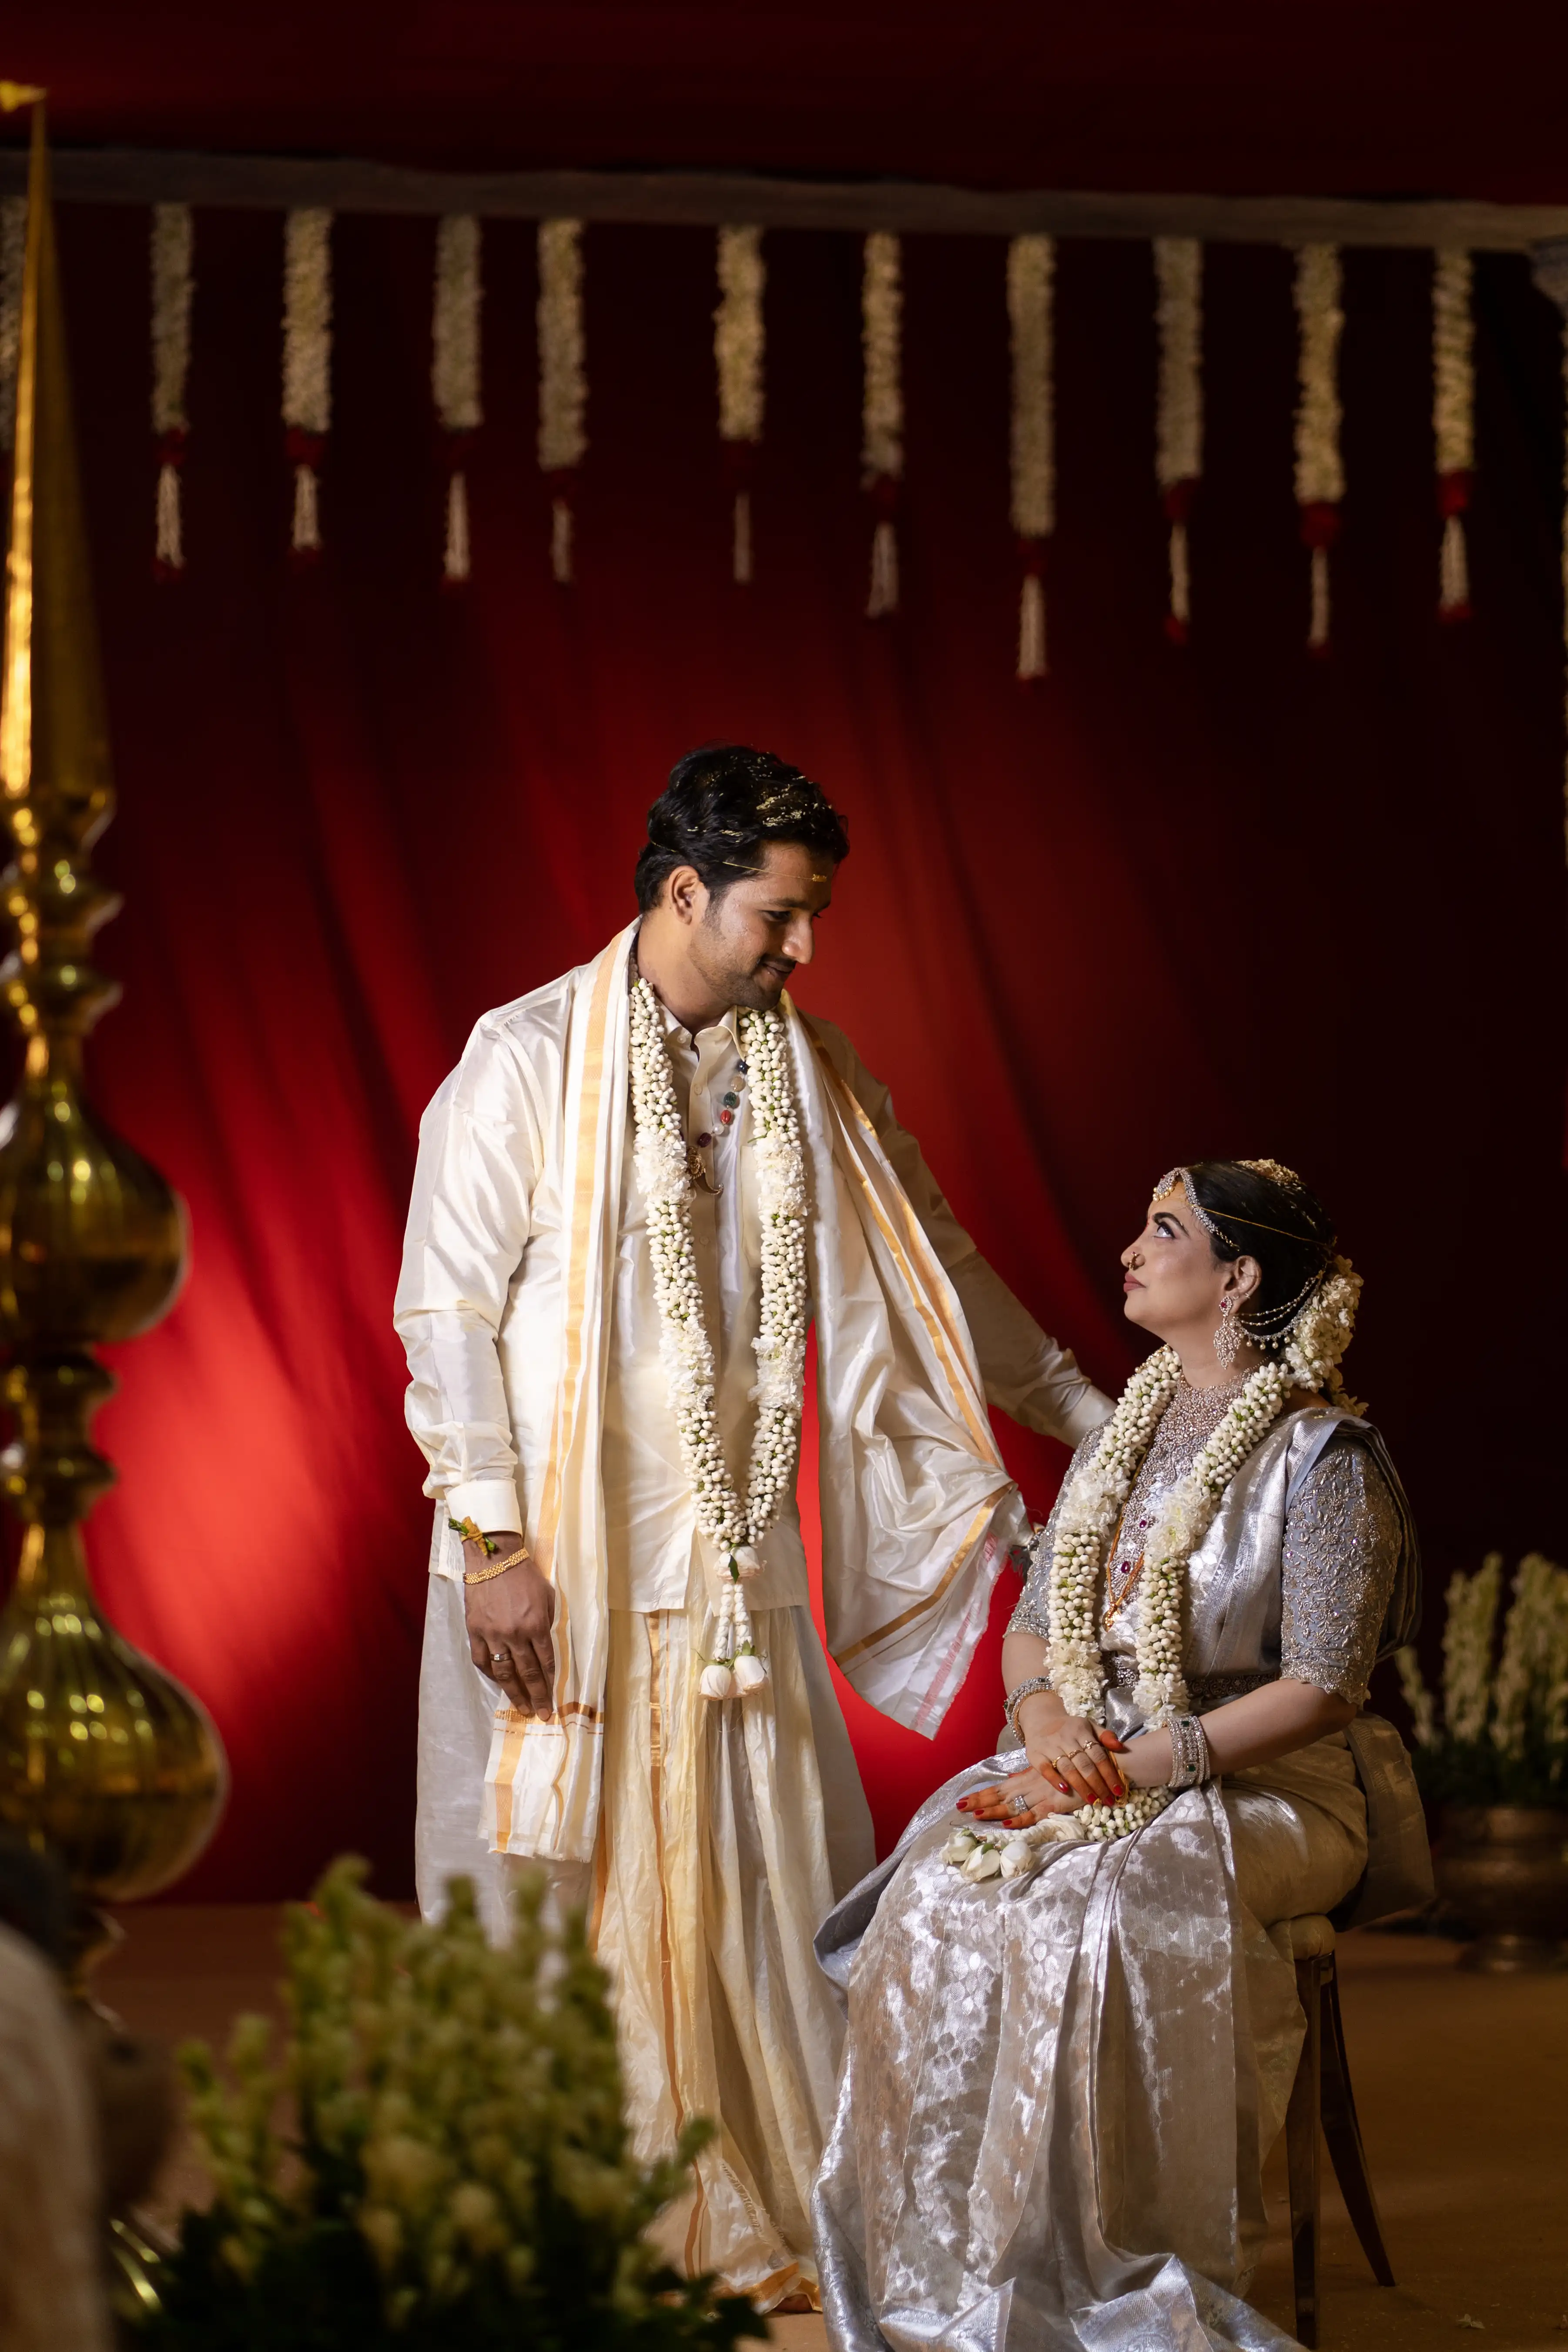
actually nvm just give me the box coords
[463,1546,529,1586]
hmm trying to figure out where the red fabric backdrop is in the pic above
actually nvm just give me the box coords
[23,197,1568,1899]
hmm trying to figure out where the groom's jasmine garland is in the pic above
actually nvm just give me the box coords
[628,977,809,1701]
[947,1250,1363,1881]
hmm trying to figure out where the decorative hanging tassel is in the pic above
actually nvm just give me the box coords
[861,231,903,619]
[433,213,482,585]
[1293,243,1345,657]
[548,483,574,584]
[1154,238,1202,645]
[699,1563,769,1702]
[443,465,471,583]
[1008,234,1054,680]
[1018,559,1046,681]
[1433,248,1474,622]
[868,510,899,618]
[715,224,764,583]
[150,201,192,579]
[537,219,586,584]
[282,207,332,563]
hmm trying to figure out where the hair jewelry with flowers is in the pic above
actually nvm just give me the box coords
[947,1164,1363,1883]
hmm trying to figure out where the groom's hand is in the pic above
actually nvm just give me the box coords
[462,1538,557,1716]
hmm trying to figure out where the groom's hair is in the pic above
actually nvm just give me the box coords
[634,744,851,911]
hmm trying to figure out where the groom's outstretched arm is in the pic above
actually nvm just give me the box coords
[810,1019,1112,1447]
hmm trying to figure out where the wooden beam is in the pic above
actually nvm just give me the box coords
[1,146,1566,251]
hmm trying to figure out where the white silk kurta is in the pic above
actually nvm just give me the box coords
[395,942,1109,2305]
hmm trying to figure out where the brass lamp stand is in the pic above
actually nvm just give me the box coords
[0,96,227,1966]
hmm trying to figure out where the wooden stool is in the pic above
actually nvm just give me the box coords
[1283,1914,1396,2347]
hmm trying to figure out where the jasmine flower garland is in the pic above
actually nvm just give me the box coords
[628,976,808,1701]
[948,1252,1364,1880]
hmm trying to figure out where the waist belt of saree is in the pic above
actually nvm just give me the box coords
[1106,1654,1277,1709]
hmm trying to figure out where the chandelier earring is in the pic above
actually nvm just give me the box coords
[1214,1295,1241,1369]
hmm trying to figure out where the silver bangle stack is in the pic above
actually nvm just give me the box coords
[1166,1712,1213,1791]
[1003,1674,1054,1734]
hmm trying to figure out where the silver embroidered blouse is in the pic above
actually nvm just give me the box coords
[1009,1386,1402,1707]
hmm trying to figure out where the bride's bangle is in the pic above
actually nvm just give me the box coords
[1167,1712,1212,1790]
[1004,1675,1054,1734]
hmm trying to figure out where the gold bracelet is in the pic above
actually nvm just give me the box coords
[463,1546,529,1586]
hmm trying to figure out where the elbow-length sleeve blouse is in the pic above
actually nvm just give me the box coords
[1008,1422,1402,1708]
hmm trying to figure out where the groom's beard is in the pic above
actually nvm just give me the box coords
[727,956,795,1009]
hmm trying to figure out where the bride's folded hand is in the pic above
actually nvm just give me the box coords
[1021,1712,1127,1806]
[956,1766,1082,1826]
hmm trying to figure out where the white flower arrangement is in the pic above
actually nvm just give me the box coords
[1154,237,1202,643]
[1433,247,1474,620]
[1007,233,1054,680]
[537,218,586,584]
[1293,242,1345,652]
[861,231,902,617]
[151,201,193,575]
[628,979,808,1701]
[1397,1552,1568,1804]
[433,214,482,584]
[714,225,764,583]
[948,1237,1364,1882]
[282,207,332,556]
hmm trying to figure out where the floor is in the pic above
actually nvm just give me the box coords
[99,1912,1567,2349]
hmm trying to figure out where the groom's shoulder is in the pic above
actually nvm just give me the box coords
[435,962,587,1124]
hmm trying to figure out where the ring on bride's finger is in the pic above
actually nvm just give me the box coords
[1007,1792,1029,1813]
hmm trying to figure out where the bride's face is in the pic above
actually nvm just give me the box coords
[1120,1187,1257,1342]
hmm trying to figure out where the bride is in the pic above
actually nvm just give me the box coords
[811,1158,1427,2352]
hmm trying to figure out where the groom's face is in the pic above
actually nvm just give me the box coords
[694,841,837,1010]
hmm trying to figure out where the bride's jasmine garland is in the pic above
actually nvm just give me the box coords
[946,1246,1362,1881]
[627,976,809,1701]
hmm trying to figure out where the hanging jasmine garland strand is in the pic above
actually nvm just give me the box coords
[1432,248,1474,621]
[282,207,332,559]
[1293,242,1345,653]
[627,978,809,1701]
[861,231,903,618]
[715,224,764,583]
[1008,234,1054,680]
[1154,237,1202,645]
[433,214,482,583]
[537,218,586,584]
[151,201,193,577]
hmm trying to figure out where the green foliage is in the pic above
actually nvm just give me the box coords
[135,1859,770,2352]
[1397,1552,1568,1808]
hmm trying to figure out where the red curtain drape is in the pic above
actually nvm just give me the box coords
[32,202,1567,1898]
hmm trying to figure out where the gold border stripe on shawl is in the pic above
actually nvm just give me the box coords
[812,1038,999,1468]
[492,940,618,1835]
[833,1498,995,1666]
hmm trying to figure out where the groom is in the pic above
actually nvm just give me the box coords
[395,744,1108,2308]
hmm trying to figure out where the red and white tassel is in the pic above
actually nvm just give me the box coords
[283,208,332,561]
[1433,248,1474,621]
[537,219,586,584]
[862,232,903,618]
[433,214,482,584]
[1293,243,1345,655]
[151,202,192,577]
[1155,237,1202,645]
[1008,235,1054,679]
